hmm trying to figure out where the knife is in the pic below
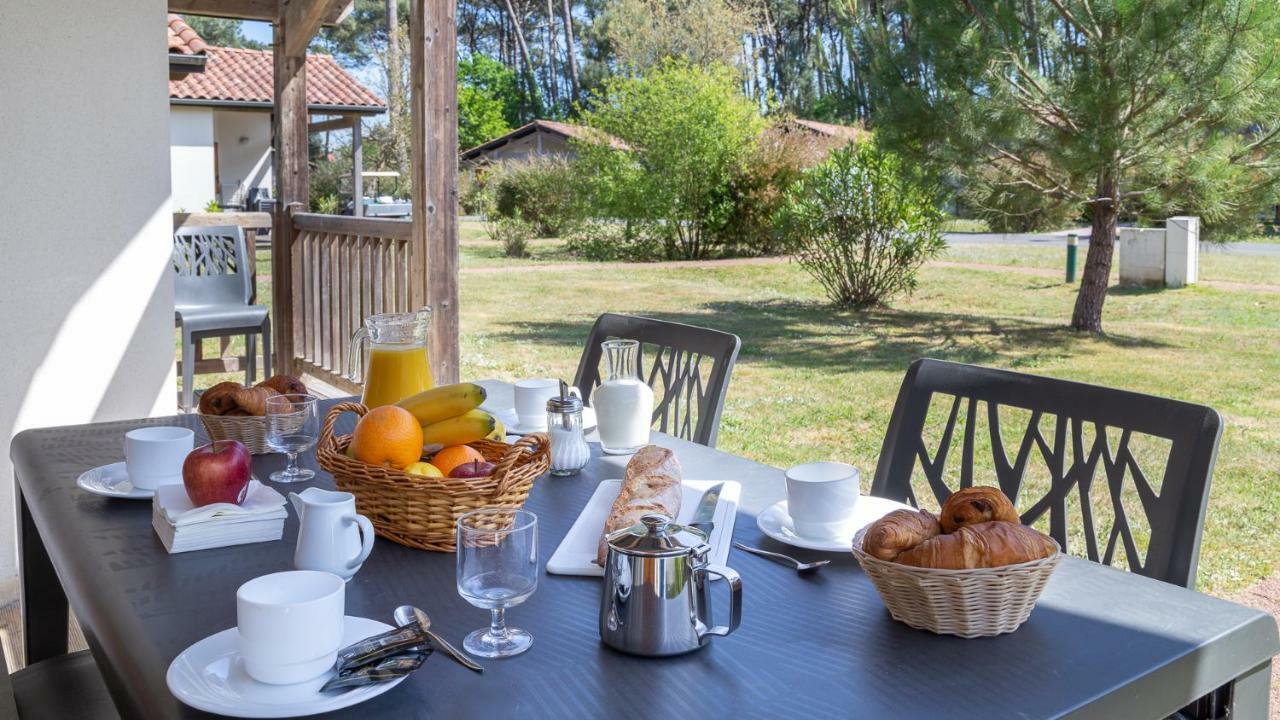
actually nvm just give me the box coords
[689,483,724,536]
[412,607,484,673]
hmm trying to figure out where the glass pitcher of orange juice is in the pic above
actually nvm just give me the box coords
[347,310,434,408]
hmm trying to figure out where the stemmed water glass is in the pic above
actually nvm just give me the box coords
[456,508,538,658]
[264,394,319,483]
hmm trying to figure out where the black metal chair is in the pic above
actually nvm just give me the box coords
[871,358,1222,589]
[573,313,741,447]
[0,650,118,719]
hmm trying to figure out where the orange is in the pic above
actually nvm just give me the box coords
[351,405,424,469]
[430,445,484,477]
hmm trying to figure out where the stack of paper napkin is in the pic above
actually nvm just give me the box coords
[152,481,287,553]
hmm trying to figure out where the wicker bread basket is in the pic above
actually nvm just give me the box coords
[199,414,272,454]
[851,526,1062,638]
[316,402,550,552]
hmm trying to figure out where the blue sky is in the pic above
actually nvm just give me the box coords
[242,20,272,45]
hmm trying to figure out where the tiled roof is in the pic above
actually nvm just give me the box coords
[170,47,386,111]
[461,119,629,159]
[167,14,207,55]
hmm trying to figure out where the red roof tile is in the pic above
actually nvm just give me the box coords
[167,14,207,55]
[170,47,385,111]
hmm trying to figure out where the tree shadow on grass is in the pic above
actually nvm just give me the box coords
[483,299,1167,374]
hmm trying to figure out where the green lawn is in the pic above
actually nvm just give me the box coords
[184,226,1280,594]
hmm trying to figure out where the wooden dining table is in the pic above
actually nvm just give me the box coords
[10,384,1278,719]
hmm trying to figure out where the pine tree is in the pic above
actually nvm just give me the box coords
[865,0,1280,332]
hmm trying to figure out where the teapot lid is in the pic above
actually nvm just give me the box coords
[606,514,707,557]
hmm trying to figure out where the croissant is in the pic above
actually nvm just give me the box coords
[939,486,1020,533]
[894,521,1057,569]
[232,385,280,416]
[861,509,941,561]
[258,374,307,396]
[198,381,244,415]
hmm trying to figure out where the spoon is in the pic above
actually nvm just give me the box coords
[733,542,831,574]
[393,605,484,673]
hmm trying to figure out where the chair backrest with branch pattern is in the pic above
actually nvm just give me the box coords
[574,313,741,447]
[172,225,251,308]
[871,359,1222,589]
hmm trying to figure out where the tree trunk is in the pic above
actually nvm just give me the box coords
[385,0,408,177]
[1071,171,1119,333]
[501,0,544,115]
[559,0,580,101]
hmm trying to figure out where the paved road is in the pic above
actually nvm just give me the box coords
[946,229,1280,256]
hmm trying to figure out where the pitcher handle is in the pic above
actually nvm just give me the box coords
[695,563,742,639]
[347,327,369,384]
[346,513,376,570]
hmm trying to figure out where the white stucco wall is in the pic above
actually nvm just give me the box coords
[170,105,216,211]
[213,109,274,207]
[0,0,177,580]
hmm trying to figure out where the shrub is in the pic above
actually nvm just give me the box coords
[778,142,946,307]
[486,157,583,237]
[488,216,534,258]
[204,199,222,213]
[564,220,664,262]
[457,167,486,215]
[576,61,764,259]
[314,194,341,215]
[712,120,843,255]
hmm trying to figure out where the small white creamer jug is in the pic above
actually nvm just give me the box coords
[289,488,375,581]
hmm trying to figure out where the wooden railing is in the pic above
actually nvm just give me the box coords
[287,212,413,393]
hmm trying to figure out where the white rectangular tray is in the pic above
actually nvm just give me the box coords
[547,480,740,577]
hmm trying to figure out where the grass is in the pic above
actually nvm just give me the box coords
[182,224,1280,594]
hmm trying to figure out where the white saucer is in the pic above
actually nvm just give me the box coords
[501,406,597,436]
[167,616,403,719]
[77,462,160,500]
[755,496,914,552]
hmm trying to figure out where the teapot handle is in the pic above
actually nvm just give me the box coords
[695,563,742,639]
[346,513,376,570]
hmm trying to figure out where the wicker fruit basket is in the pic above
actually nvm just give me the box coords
[316,402,550,552]
[200,414,272,454]
[851,527,1062,638]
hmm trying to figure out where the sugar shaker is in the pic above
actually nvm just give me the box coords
[547,380,590,476]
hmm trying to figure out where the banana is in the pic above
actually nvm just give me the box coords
[484,416,506,442]
[396,383,487,426]
[420,409,497,446]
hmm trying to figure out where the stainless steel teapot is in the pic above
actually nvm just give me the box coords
[599,514,742,656]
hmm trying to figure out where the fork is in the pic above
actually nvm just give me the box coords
[733,542,831,574]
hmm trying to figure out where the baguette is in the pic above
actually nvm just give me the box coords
[595,445,682,565]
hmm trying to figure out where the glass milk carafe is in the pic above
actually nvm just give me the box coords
[593,339,654,455]
[347,310,434,408]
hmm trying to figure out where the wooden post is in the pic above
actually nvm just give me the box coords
[409,0,460,384]
[352,118,363,217]
[271,6,310,375]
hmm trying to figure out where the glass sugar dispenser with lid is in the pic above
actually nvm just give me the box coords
[547,380,590,476]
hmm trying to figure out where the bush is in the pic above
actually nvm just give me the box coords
[486,157,583,237]
[712,120,843,255]
[204,199,222,213]
[458,167,486,215]
[779,142,946,307]
[488,216,534,258]
[564,220,664,262]
[314,194,341,215]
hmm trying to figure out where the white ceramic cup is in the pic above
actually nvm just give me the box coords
[513,378,560,429]
[123,426,194,491]
[785,462,861,540]
[237,570,345,685]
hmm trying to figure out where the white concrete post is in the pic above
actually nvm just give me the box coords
[1165,216,1199,287]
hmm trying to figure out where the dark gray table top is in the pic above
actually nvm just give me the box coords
[11,400,1278,719]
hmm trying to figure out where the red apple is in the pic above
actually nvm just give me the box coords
[183,440,252,506]
[449,459,496,479]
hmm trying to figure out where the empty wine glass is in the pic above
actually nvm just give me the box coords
[456,508,538,658]
[264,394,319,483]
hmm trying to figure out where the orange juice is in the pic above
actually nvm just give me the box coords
[361,344,434,408]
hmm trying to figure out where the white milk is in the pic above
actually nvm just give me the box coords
[594,378,654,455]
